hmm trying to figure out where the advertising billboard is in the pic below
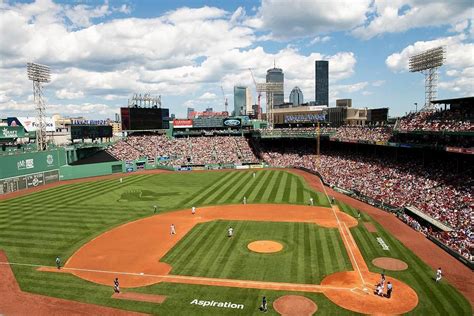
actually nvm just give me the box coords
[0,126,25,139]
[8,117,56,132]
[223,118,241,127]
[173,119,193,128]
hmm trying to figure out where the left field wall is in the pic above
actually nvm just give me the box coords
[0,148,124,195]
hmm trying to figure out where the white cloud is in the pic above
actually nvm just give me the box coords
[372,80,385,87]
[55,89,84,99]
[0,1,361,117]
[353,0,473,39]
[310,36,331,45]
[198,92,218,100]
[64,2,111,28]
[253,0,371,40]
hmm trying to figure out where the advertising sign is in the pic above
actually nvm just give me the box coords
[223,118,241,127]
[0,169,59,195]
[0,126,25,139]
[284,114,326,123]
[71,119,108,125]
[8,117,56,132]
[173,119,193,128]
[0,150,60,180]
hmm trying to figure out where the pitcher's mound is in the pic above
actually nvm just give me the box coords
[372,257,408,271]
[273,295,317,315]
[248,240,283,253]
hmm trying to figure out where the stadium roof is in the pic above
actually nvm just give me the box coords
[431,96,473,105]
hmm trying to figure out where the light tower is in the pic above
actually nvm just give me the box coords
[27,62,51,151]
[409,46,446,110]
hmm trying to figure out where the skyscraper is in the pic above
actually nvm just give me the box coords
[289,86,304,106]
[187,107,195,119]
[233,86,247,116]
[266,67,284,106]
[245,88,253,115]
[315,60,328,106]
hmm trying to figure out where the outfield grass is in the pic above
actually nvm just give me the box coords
[0,170,470,315]
[336,201,471,315]
[162,220,351,284]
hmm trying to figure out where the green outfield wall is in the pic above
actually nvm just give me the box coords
[59,161,124,180]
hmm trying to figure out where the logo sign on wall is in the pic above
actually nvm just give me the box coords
[173,119,193,128]
[17,159,34,170]
[8,117,56,132]
[223,118,241,127]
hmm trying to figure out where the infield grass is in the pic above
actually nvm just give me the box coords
[162,220,351,284]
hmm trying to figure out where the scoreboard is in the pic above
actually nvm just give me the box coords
[70,125,112,140]
[120,107,169,130]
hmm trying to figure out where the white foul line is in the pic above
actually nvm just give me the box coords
[317,177,366,286]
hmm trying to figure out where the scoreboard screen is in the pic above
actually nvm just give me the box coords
[70,125,112,140]
[121,107,169,130]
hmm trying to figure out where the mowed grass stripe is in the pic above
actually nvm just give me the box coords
[184,172,237,207]
[288,175,298,204]
[214,172,251,204]
[247,171,271,201]
[252,170,277,202]
[240,171,268,201]
[180,172,238,206]
[226,172,256,202]
[281,173,293,203]
[198,173,243,205]
[267,170,284,202]
[259,171,280,202]
[295,177,305,204]
[273,171,288,203]
[206,172,248,205]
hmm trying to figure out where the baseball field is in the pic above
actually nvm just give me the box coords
[0,169,471,315]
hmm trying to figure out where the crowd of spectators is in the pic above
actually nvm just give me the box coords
[107,135,258,166]
[332,126,392,142]
[397,108,473,132]
[259,143,473,261]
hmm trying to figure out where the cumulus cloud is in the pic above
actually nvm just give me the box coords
[0,1,361,117]
[310,36,331,45]
[353,0,473,39]
[252,0,371,40]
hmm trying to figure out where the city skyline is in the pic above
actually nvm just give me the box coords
[0,0,473,119]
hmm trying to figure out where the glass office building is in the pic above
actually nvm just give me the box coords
[266,67,284,106]
[315,60,328,106]
[289,86,304,106]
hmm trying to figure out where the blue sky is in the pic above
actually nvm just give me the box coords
[0,0,473,119]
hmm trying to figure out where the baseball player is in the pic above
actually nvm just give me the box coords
[119,177,123,183]
[228,227,234,238]
[113,277,120,293]
[261,296,268,312]
[253,172,256,178]
[55,256,61,270]
[170,224,176,235]
[386,281,393,298]
[192,206,196,215]
[309,197,314,206]
[153,205,157,214]
[243,196,247,204]
[436,267,442,282]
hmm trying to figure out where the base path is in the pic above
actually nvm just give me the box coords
[58,204,357,288]
[0,251,144,315]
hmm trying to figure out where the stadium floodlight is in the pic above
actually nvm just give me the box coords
[27,62,51,151]
[409,46,446,110]
[256,82,284,127]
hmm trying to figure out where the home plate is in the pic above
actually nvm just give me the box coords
[140,273,144,275]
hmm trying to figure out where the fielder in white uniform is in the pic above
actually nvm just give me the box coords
[309,197,314,206]
[192,206,196,215]
[228,227,234,237]
[170,224,176,235]
[436,268,442,282]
